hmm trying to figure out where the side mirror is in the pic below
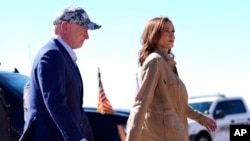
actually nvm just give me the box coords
[214,110,226,119]
[204,110,209,115]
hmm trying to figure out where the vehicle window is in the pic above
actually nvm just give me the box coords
[213,101,230,116]
[189,102,212,113]
[214,99,246,116]
[228,99,246,114]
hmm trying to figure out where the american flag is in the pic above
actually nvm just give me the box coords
[97,68,115,114]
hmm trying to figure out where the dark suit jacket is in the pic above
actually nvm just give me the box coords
[19,38,93,141]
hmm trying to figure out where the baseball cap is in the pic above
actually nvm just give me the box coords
[53,5,101,30]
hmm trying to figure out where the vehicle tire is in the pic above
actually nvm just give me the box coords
[195,132,211,141]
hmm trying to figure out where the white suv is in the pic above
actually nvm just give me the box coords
[188,94,250,141]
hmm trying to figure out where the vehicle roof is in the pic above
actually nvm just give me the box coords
[189,94,224,102]
[0,67,20,73]
[84,107,130,116]
[0,70,24,75]
[0,70,17,74]
[0,70,29,79]
[188,94,244,103]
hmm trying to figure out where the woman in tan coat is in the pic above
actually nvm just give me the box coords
[126,17,217,141]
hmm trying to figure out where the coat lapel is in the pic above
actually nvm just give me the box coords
[53,39,84,98]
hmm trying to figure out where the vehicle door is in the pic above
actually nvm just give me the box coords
[227,99,249,125]
[212,99,250,141]
[212,100,230,141]
[0,88,11,141]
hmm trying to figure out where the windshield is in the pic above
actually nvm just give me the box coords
[189,101,212,114]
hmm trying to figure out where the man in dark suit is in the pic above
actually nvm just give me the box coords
[19,5,101,141]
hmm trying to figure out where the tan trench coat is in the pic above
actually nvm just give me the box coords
[126,48,208,141]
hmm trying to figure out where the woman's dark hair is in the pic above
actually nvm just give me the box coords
[138,17,175,66]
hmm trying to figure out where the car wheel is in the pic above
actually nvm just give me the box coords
[195,132,211,141]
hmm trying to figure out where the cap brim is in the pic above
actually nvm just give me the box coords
[82,22,101,30]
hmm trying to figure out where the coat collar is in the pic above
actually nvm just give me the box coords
[154,47,179,76]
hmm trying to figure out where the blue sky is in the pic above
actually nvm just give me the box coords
[0,0,249,109]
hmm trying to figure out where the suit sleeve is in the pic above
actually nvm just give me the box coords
[126,58,161,141]
[36,50,85,141]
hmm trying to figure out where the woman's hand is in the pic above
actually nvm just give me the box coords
[203,117,217,132]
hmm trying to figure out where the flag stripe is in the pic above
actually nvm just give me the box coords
[97,68,115,114]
